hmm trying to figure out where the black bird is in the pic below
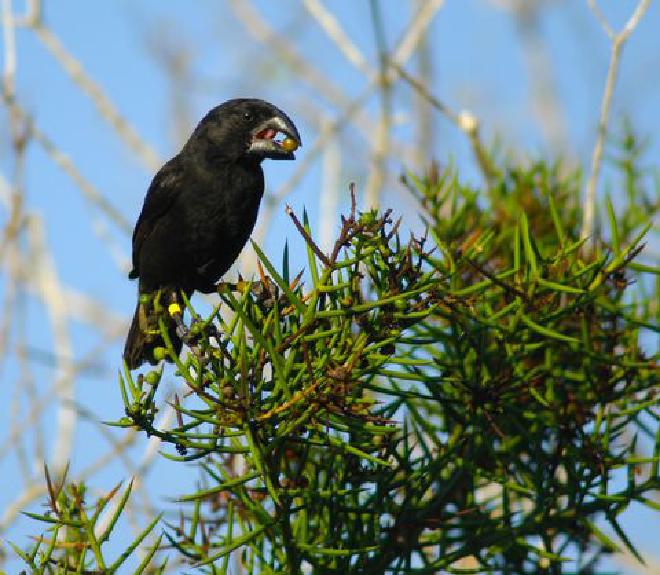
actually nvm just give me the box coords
[124,99,301,369]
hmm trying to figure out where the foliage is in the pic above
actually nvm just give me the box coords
[12,466,165,574]
[17,141,659,574]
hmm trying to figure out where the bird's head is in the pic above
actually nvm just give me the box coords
[190,99,302,162]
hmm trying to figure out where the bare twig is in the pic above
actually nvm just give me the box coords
[364,0,392,209]
[0,171,11,207]
[285,205,332,267]
[144,24,194,148]
[390,0,446,69]
[392,61,498,186]
[13,0,40,27]
[302,0,371,77]
[228,0,354,111]
[363,0,447,207]
[318,117,341,252]
[509,1,569,151]
[0,0,27,361]
[27,216,76,473]
[0,96,132,234]
[412,0,435,169]
[31,23,161,172]
[581,0,652,249]
[1,0,16,98]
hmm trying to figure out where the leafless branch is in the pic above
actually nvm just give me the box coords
[302,0,372,77]
[1,0,16,98]
[510,1,569,151]
[27,216,76,472]
[32,23,161,172]
[1,96,132,234]
[391,61,498,186]
[581,0,652,248]
[319,117,341,252]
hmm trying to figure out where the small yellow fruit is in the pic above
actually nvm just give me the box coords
[281,137,299,152]
[153,347,168,362]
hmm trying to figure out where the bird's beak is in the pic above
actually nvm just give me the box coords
[248,115,302,160]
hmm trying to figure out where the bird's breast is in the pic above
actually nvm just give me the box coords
[181,163,264,285]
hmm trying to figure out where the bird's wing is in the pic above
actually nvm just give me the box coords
[129,157,183,279]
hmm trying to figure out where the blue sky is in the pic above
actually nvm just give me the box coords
[1,1,658,572]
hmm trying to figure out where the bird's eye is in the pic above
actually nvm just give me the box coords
[243,112,252,122]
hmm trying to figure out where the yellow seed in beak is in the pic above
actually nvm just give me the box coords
[282,137,299,152]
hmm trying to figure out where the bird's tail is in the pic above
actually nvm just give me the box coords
[123,289,183,369]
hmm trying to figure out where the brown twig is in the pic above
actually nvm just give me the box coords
[285,205,332,268]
